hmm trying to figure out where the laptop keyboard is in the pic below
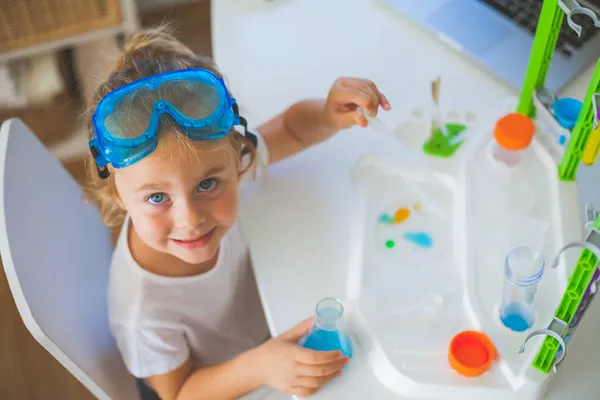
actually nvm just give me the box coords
[477,0,599,57]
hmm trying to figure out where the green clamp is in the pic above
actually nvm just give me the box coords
[551,239,600,269]
[584,203,600,231]
[519,316,568,372]
[529,228,600,373]
[558,0,600,36]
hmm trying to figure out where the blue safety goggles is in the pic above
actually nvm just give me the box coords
[89,68,255,178]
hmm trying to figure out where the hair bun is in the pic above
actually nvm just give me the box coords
[121,25,195,61]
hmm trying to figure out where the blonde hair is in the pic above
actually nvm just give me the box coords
[83,26,256,229]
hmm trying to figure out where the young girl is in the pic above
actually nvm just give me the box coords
[85,27,390,400]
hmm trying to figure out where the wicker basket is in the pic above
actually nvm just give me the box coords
[0,0,122,53]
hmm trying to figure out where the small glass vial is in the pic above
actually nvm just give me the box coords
[300,297,353,358]
[499,247,545,332]
[491,113,535,167]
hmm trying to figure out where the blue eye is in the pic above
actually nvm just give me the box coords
[147,193,167,204]
[198,178,217,192]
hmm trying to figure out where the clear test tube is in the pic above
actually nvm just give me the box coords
[499,247,545,332]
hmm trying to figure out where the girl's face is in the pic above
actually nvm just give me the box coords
[114,135,240,266]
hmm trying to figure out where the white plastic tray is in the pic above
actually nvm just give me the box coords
[343,107,583,399]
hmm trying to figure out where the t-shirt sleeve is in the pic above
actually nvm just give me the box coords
[240,130,270,182]
[111,323,190,379]
[254,130,270,174]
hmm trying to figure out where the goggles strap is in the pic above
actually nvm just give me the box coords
[90,144,111,179]
[232,103,258,157]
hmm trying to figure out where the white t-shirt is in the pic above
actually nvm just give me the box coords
[108,132,283,398]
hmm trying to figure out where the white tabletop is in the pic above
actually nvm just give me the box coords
[212,0,600,398]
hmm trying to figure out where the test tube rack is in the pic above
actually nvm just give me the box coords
[514,0,600,375]
[522,212,600,373]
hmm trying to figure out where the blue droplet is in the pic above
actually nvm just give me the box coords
[378,213,394,224]
[403,232,433,248]
[559,135,566,145]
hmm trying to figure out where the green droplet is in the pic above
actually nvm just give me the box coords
[385,240,395,248]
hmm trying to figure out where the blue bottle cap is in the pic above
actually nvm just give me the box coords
[552,98,583,129]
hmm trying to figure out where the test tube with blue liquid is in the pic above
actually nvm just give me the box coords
[499,247,545,332]
[300,298,353,359]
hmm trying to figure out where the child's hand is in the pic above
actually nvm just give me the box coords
[253,318,349,397]
[324,77,391,130]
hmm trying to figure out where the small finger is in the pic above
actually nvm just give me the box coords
[360,79,391,111]
[341,78,389,113]
[379,92,391,110]
[340,87,378,117]
[296,348,344,364]
[280,317,314,342]
[294,370,342,389]
[290,386,318,397]
[340,82,379,115]
[339,77,374,93]
[348,86,378,112]
[356,112,369,128]
[296,357,348,377]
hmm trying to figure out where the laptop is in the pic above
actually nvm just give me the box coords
[383,0,600,91]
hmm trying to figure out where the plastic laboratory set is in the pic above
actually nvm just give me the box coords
[298,1,600,399]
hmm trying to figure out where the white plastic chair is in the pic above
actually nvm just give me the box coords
[0,118,138,400]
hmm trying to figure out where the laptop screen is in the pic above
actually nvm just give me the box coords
[583,0,600,10]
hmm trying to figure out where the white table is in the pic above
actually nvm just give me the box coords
[212,0,600,398]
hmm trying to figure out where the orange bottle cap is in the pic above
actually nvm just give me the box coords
[494,112,535,151]
[448,331,496,377]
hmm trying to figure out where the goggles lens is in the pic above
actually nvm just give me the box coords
[102,79,225,140]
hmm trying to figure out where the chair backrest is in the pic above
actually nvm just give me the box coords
[0,119,137,400]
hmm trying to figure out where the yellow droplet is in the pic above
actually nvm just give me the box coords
[394,207,411,223]
[413,202,424,215]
